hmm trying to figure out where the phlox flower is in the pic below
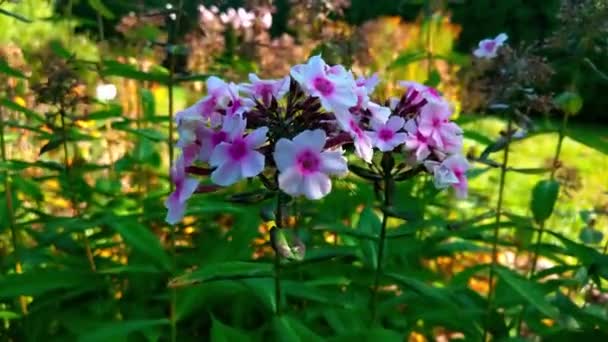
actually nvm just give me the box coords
[473,33,508,59]
[209,119,268,186]
[366,116,407,152]
[344,116,374,163]
[273,129,348,200]
[290,55,357,113]
[165,155,200,224]
[417,101,463,152]
[403,119,431,162]
[398,81,444,104]
[424,154,469,198]
[225,82,255,117]
[197,76,233,126]
[240,73,289,106]
[199,115,246,162]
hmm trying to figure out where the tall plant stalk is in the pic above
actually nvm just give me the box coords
[58,108,96,272]
[483,115,513,341]
[274,190,285,316]
[370,153,394,324]
[1,106,27,314]
[167,1,184,340]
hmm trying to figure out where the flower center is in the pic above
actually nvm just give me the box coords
[211,131,228,147]
[313,77,334,96]
[296,150,320,174]
[483,41,496,52]
[378,128,394,141]
[228,139,248,161]
[349,120,364,138]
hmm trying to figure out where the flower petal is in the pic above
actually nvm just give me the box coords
[240,151,265,178]
[302,172,332,200]
[320,150,348,175]
[292,129,326,153]
[211,161,242,186]
[273,138,297,171]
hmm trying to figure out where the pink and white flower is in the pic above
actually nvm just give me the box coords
[366,116,407,152]
[403,119,431,162]
[473,33,508,59]
[425,154,469,198]
[344,116,374,163]
[417,101,463,153]
[398,81,445,106]
[165,155,200,224]
[199,115,247,162]
[290,55,357,113]
[240,73,289,106]
[273,129,348,200]
[225,82,255,117]
[196,76,233,126]
[209,121,268,186]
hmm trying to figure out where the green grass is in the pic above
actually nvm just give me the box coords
[461,115,608,243]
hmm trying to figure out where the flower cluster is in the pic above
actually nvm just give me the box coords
[166,56,468,224]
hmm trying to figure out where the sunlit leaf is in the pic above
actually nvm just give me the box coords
[169,262,273,288]
[494,267,559,318]
[530,179,560,223]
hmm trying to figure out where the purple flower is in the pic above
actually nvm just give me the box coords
[199,115,246,162]
[273,129,347,200]
[240,73,289,106]
[473,33,508,59]
[425,154,469,198]
[417,101,463,153]
[291,55,357,113]
[209,119,268,186]
[403,119,431,162]
[165,155,200,224]
[366,116,407,152]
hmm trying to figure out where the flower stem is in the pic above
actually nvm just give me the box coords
[59,108,96,272]
[167,2,184,340]
[274,190,284,316]
[483,115,512,341]
[371,153,394,324]
[1,106,27,314]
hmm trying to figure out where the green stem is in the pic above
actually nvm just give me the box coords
[167,2,184,340]
[1,106,26,314]
[274,190,284,316]
[60,109,96,272]
[483,115,512,341]
[517,111,569,334]
[371,153,394,324]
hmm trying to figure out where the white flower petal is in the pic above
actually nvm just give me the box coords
[273,138,297,171]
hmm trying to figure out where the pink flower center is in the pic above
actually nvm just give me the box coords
[228,139,248,161]
[200,97,217,116]
[378,128,394,141]
[313,76,334,96]
[415,131,428,143]
[211,131,228,147]
[483,41,496,52]
[296,149,320,175]
[256,84,274,98]
[427,87,440,98]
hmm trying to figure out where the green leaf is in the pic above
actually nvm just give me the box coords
[271,227,305,261]
[140,88,156,119]
[169,261,273,288]
[554,91,583,116]
[0,8,32,22]
[39,137,65,156]
[273,316,323,342]
[530,179,560,223]
[104,215,172,271]
[49,40,73,59]
[328,328,402,341]
[0,98,44,123]
[425,69,441,88]
[388,51,427,70]
[0,271,102,298]
[494,267,558,318]
[0,311,20,320]
[211,318,252,342]
[101,60,169,83]
[78,319,169,342]
[356,207,380,268]
[0,58,26,78]
[86,105,122,121]
[87,0,115,19]
[579,227,604,245]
